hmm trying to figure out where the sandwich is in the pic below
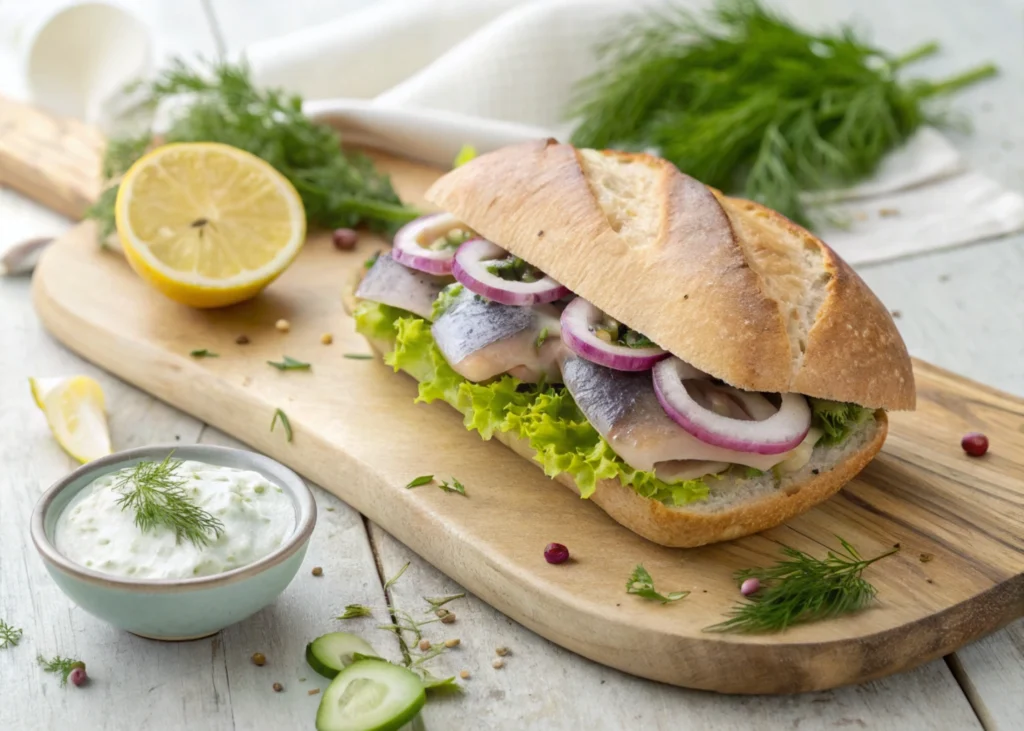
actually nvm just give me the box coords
[350,139,915,547]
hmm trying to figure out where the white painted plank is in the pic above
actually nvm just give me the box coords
[950,621,1024,730]
[369,528,983,730]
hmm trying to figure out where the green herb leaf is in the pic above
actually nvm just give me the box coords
[438,478,466,496]
[86,60,421,244]
[37,655,85,687]
[364,250,382,269]
[113,454,224,548]
[430,283,464,321]
[809,398,873,446]
[405,475,435,489]
[568,0,997,226]
[453,144,478,168]
[189,349,219,358]
[384,562,410,591]
[706,537,898,633]
[343,353,374,360]
[423,593,465,611]
[626,564,689,604]
[337,604,373,620]
[535,327,549,350]
[744,466,764,478]
[267,355,311,371]
[0,620,23,649]
[271,407,293,442]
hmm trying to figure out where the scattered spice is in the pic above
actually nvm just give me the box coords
[491,658,504,670]
[235,334,250,345]
[890,310,902,319]
[444,639,460,649]
[938,273,950,282]
[311,566,323,577]
[326,507,335,512]
[544,542,570,564]
[308,688,320,696]
[332,228,359,250]
[252,652,266,666]
[440,612,457,625]
[418,640,432,652]
[961,432,989,457]
[919,553,934,563]
[740,577,761,596]
[273,682,283,692]
[495,646,509,657]
[878,208,901,217]
[320,333,333,345]
[271,408,293,442]
[189,348,219,358]
[459,669,470,679]
[275,319,291,332]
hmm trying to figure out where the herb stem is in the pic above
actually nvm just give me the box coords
[915,63,999,98]
[891,41,940,69]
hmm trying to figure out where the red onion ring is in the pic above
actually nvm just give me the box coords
[392,213,468,275]
[560,297,668,371]
[652,357,811,454]
[452,238,569,306]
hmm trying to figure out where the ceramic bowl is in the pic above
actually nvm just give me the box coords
[31,444,316,640]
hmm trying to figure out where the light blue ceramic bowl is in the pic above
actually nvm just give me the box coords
[31,444,316,641]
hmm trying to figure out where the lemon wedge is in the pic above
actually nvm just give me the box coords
[29,376,112,463]
[114,142,306,308]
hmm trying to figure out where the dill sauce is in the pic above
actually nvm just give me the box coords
[54,460,294,580]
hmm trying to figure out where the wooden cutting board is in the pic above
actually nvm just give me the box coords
[6,96,1024,694]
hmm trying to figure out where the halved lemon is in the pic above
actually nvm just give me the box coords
[114,142,306,308]
[29,376,112,463]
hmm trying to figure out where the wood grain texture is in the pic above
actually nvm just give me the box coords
[0,95,102,219]
[28,151,1024,694]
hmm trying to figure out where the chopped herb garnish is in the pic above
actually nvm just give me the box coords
[405,475,435,489]
[744,466,765,478]
[189,349,219,358]
[0,620,22,649]
[337,604,373,620]
[706,537,898,633]
[267,355,311,371]
[343,353,374,360]
[37,655,85,687]
[271,408,293,442]
[439,478,467,496]
[626,565,689,604]
[453,143,478,168]
[384,562,410,591]
[486,255,541,283]
[113,454,224,548]
[364,250,382,269]
[430,283,464,321]
[535,327,549,350]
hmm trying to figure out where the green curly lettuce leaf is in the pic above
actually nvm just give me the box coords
[354,301,707,505]
[809,398,874,446]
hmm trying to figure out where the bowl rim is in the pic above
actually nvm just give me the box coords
[31,444,317,592]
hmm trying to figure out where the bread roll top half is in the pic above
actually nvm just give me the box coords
[426,139,915,411]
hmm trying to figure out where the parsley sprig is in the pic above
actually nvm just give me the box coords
[86,59,419,241]
[113,454,224,549]
[707,537,898,633]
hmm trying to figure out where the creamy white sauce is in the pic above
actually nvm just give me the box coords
[55,460,295,580]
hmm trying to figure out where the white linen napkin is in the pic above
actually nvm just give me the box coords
[244,0,1024,266]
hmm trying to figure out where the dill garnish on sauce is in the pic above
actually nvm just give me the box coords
[569,0,997,226]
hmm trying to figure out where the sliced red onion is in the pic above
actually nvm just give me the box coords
[392,213,468,275]
[452,238,569,306]
[560,297,668,372]
[652,357,811,455]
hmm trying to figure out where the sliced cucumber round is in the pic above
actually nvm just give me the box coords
[316,659,426,731]
[307,632,379,679]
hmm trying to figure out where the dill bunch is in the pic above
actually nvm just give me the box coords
[569,0,997,226]
[707,537,898,633]
[87,59,418,241]
[113,454,224,549]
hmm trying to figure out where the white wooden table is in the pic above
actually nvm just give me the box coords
[1,1,1022,728]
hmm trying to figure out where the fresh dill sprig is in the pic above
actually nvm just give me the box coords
[337,604,373,620]
[626,565,689,604]
[0,620,23,649]
[271,408,293,442]
[113,454,225,549]
[267,355,311,371]
[37,655,85,686]
[569,0,996,226]
[85,59,419,241]
[706,537,899,633]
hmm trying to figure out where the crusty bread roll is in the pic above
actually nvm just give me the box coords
[426,139,915,410]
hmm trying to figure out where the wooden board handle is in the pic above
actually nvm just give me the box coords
[0,95,104,219]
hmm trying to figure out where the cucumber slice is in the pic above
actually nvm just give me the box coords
[307,632,379,679]
[316,659,426,731]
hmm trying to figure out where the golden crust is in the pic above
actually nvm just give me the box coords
[426,140,915,410]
